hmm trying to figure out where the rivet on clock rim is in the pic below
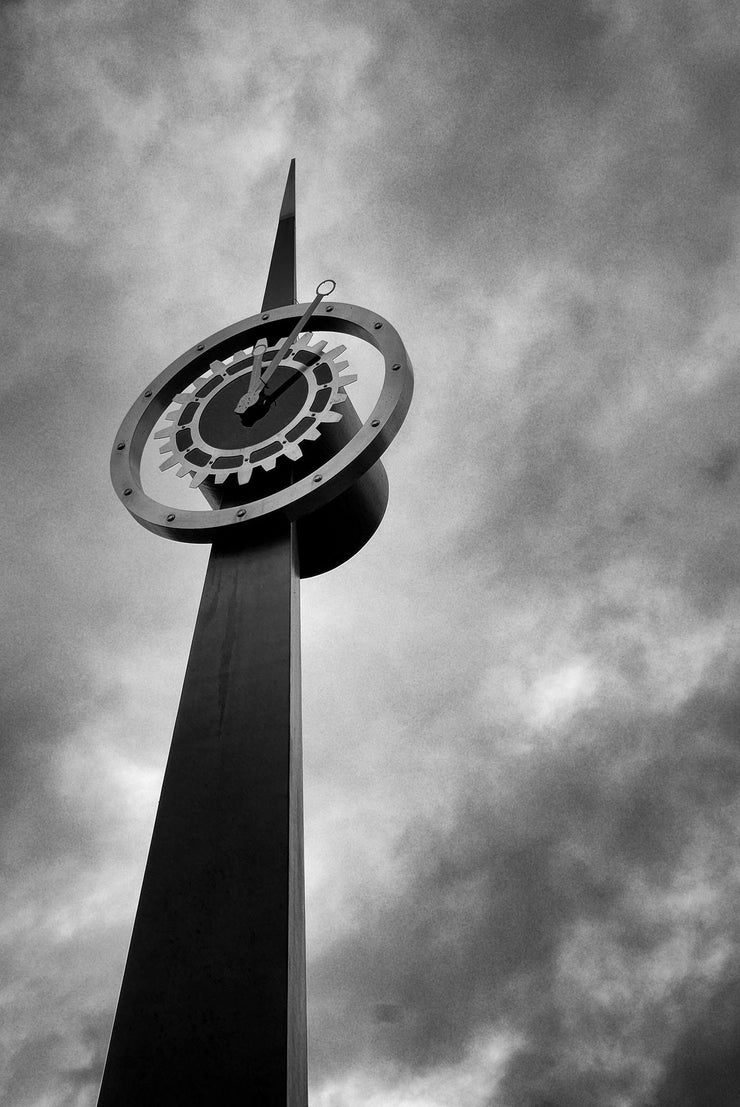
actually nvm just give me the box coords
[236,509,246,518]
[166,513,176,521]
[116,441,126,450]
[313,474,322,483]
[123,488,133,496]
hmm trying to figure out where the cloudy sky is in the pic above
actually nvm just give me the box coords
[2,0,740,1104]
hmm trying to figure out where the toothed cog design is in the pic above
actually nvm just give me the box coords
[155,335,357,487]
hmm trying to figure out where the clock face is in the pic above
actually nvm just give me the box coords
[155,335,357,490]
[111,299,413,542]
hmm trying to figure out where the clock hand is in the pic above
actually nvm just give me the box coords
[235,280,335,418]
[262,279,336,389]
[238,367,303,429]
[239,361,315,427]
[234,338,268,415]
[262,369,303,406]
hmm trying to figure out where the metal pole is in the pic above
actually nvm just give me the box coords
[97,519,306,1105]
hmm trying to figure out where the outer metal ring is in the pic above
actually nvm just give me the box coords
[111,301,414,543]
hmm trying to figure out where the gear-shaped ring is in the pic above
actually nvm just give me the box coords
[154,335,357,488]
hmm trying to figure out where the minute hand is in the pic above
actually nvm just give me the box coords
[260,279,336,390]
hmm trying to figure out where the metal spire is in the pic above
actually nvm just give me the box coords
[261,159,296,311]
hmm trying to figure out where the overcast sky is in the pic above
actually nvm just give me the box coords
[2,0,740,1104]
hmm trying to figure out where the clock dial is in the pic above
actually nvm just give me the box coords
[155,335,357,488]
[111,298,413,543]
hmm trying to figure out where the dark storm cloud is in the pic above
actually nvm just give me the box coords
[648,977,740,1106]
[0,216,198,865]
[309,667,740,1100]
[300,5,740,1084]
[466,302,740,609]
[1,920,123,1106]
[1,0,739,1104]
[353,0,740,613]
[324,0,739,308]
[0,642,97,857]
[0,16,222,1100]
[2,1018,106,1107]
[316,0,740,585]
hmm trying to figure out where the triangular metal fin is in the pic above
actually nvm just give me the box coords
[261,159,296,312]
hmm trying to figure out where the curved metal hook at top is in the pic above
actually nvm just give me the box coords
[316,278,336,297]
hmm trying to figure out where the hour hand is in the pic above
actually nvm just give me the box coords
[235,339,268,414]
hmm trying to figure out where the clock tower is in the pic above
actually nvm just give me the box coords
[99,162,413,1105]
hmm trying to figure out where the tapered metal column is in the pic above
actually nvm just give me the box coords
[97,519,306,1105]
